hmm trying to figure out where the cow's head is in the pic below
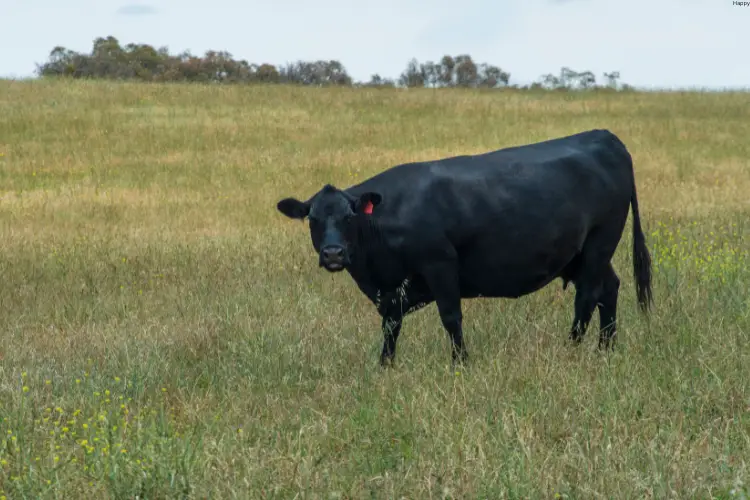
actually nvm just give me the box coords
[276,184,382,272]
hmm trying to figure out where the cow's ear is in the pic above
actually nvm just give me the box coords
[277,197,310,219]
[354,192,382,215]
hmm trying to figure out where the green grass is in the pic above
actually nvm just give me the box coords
[1,79,749,498]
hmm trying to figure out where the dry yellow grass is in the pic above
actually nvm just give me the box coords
[0,79,749,498]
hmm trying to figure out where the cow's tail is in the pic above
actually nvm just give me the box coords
[630,178,653,314]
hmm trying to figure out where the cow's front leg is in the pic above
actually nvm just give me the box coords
[379,312,403,367]
[351,281,401,366]
[420,260,468,365]
[377,284,432,367]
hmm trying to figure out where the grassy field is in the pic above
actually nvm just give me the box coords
[0,79,749,499]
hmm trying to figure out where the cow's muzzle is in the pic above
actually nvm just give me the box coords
[319,245,347,272]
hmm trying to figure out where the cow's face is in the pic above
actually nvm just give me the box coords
[277,184,381,272]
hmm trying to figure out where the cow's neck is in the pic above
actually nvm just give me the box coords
[346,216,409,294]
[348,245,406,294]
[346,249,379,287]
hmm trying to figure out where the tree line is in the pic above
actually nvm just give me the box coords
[35,36,634,91]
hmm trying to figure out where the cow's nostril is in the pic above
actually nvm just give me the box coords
[323,246,344,259]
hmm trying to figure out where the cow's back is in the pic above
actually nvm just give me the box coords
[348,129,631,212]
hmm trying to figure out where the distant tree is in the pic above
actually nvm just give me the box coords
[477,63,510,88]
[395,55,509,89]
[36,46,80,77]
[200,50,230,82]
[453,55,478,87]
[559,67,578,88]
[364,74,396,87]
[89,36,127,78]
[34,36,633,91]
[398,58,426,88]
[123,43,166,80]
[422,61,440,88]
[279,60,352,86]
[255,63,280,83]
[539,72,562,90]
[603,71,621,89]
[577,70,596,89]
[438,55,455,87]
[537,67,604,90]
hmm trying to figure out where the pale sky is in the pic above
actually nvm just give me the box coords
[1,0,747,89]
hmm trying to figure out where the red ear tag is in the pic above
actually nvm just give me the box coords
[363,201,374,214]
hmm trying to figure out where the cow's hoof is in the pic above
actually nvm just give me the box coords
[598,336,617,352]
[379,355,395,368]
[568,333,584,345]
[451,351,469,367]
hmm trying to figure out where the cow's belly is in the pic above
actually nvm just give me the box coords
[458,261,566,298]
[455,229,585,298]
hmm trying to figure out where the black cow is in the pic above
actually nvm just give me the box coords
[276,129,653,366]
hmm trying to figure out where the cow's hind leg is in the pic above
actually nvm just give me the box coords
[569,276,602,344]
[597,263,620,351]
[567,220,627,345]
